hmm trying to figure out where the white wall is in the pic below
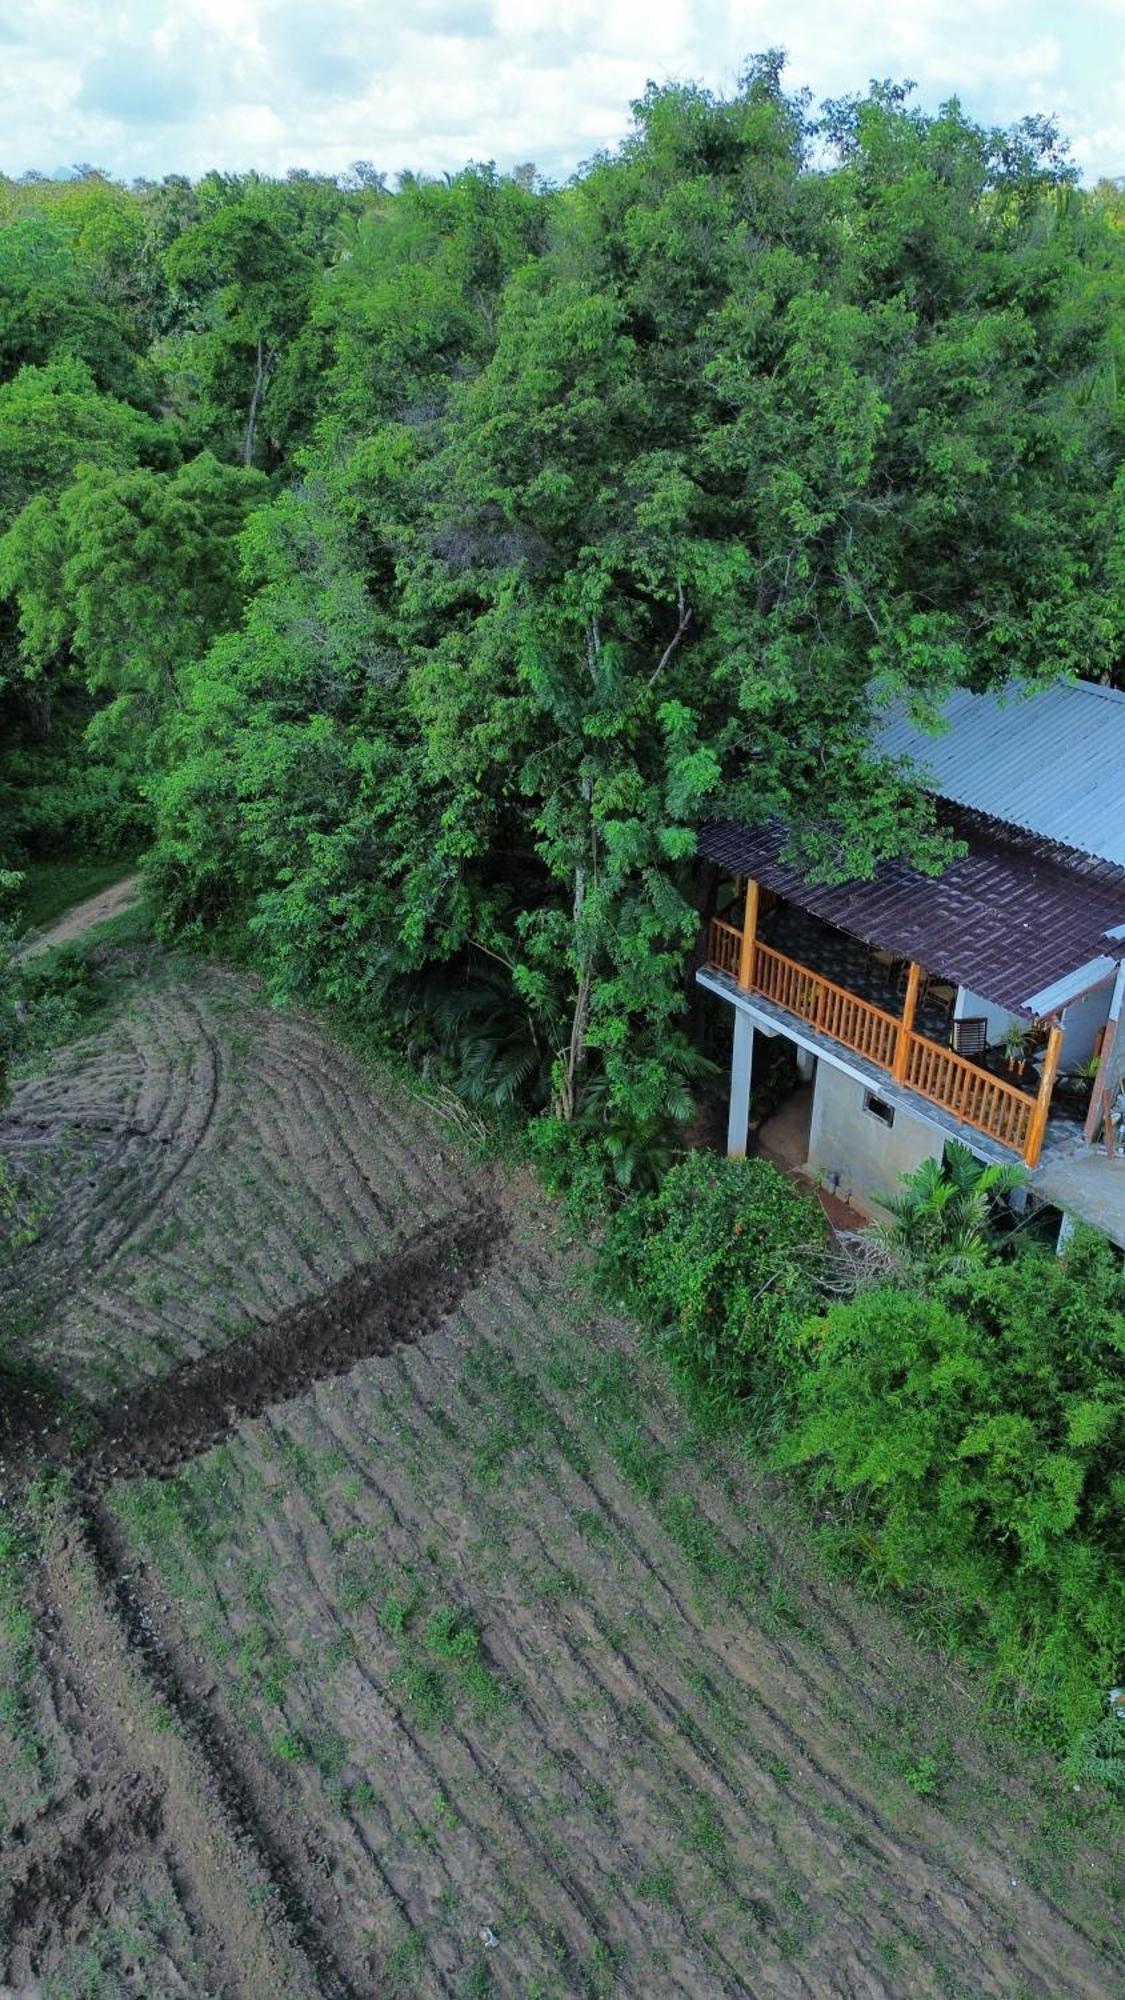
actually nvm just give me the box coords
[1059,977,1115,1070]
[954,978,1114,1071]
[806,1062,946,1221]
[953,986,1020,1046]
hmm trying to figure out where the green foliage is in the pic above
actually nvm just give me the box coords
[13,857,136,934]
[0,216,146,400]
[19,945,103,1056]
[0,869,23,1106]
[0,355,171,526]
[0,452,266,753]
[139,74,1125,1147]
[777,1230,1125,1748]
[874,1139,1028,1279]
[163,187,324,467]
[384,953,561,1111]
[604,1153,827,1429]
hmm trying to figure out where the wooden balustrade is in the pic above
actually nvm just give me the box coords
[706,917,742,981]
[752,941,901,1070]
[903,1034,1033,1154]
[703,916,1040,1161]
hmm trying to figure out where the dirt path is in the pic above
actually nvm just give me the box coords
[21,870,142,959]
[1,944,1121,1998]
[3,1496,326,1999]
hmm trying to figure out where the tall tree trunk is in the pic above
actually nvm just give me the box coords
[554,697,597,1120]
[554,962,592,1123]
[242,337,273,468]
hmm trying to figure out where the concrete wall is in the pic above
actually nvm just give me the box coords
[806,1060,946,1220]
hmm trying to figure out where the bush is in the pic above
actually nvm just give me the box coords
[776,1229,1125,1750]
[604,1153,828,1432]
[21,945,102,1055]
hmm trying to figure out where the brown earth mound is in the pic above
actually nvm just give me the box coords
[78,1202,506,1487]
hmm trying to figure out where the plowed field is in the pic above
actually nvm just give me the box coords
[1,943,1121,1998]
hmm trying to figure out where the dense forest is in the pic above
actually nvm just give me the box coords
[1,61,1124,1810]
[3,59,1125,1180]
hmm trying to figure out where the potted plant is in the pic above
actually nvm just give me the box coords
[1070,1051,1103,1105]
[1002,1022,1032,1077]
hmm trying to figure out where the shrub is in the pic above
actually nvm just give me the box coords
[777,1229,1125,1749]
[604,1153,828,1432]
[872,1138,1027,1279]
[17,945,103,1064]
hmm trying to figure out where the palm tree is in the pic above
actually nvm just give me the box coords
[874,1141,1026,1278]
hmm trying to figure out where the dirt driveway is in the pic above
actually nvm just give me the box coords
[0,945,1121,1997]
[19,871,142,959]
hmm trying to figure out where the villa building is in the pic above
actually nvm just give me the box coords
[696,680,1125,1245]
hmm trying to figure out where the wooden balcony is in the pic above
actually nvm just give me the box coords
[704,911,1051,1166]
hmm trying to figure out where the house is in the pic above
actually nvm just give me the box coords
[695,679,1125,1247]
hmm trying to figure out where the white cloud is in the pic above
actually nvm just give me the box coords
[0,0,1117,184]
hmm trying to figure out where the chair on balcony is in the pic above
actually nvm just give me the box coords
[951,1015,989,1059]
[868,945,903,980]
[921,976,957,1030]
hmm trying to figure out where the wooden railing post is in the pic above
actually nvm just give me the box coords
[1024,1019,1063,1168]
[893,961,922,1083]
[737,878,760,993]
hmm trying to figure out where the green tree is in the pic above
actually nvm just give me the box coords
[0,355,171,527]
[163,189,323,466]
[874,1140,1027,1278]
[0,217,146,399]
[0,452,265,759]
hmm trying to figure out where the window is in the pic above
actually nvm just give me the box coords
[864,1091,895,1128]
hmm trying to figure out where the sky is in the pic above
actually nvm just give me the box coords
[0,0,1122,188]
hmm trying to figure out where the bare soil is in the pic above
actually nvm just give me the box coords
[0,945,1121,1999]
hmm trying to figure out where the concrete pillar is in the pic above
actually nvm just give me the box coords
[795,1046,815,1082]
[1056,1210,1076,1255]
[727,1011,754,1159]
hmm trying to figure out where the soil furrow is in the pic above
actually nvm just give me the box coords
[74,1202,506,1487]
[85,1495,407,2000]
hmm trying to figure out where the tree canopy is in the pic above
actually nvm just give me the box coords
[1,66,1124,1165]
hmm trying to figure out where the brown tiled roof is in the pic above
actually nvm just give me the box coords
[698,806,1125,1017]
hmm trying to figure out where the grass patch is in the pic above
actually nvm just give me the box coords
[15,856,138,934]
[0,1520,40,1769]
[394,1662,451,1728]
[636,1863,677,1908]
[383,1594,511,1727]
[270,1728,308,1763]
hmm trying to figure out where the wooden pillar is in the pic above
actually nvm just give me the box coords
[893,961,922,1083]
[1025,1019,1064,1169]
[1083,959,1125,1144]
[737,878,760,993]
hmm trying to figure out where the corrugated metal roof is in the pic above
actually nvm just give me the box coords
[699,806,1125,1017]
[876,681,1125,867]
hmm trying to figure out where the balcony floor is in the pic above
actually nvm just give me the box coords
[757,904,967,1046]
[1033,1149,1125,1249]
